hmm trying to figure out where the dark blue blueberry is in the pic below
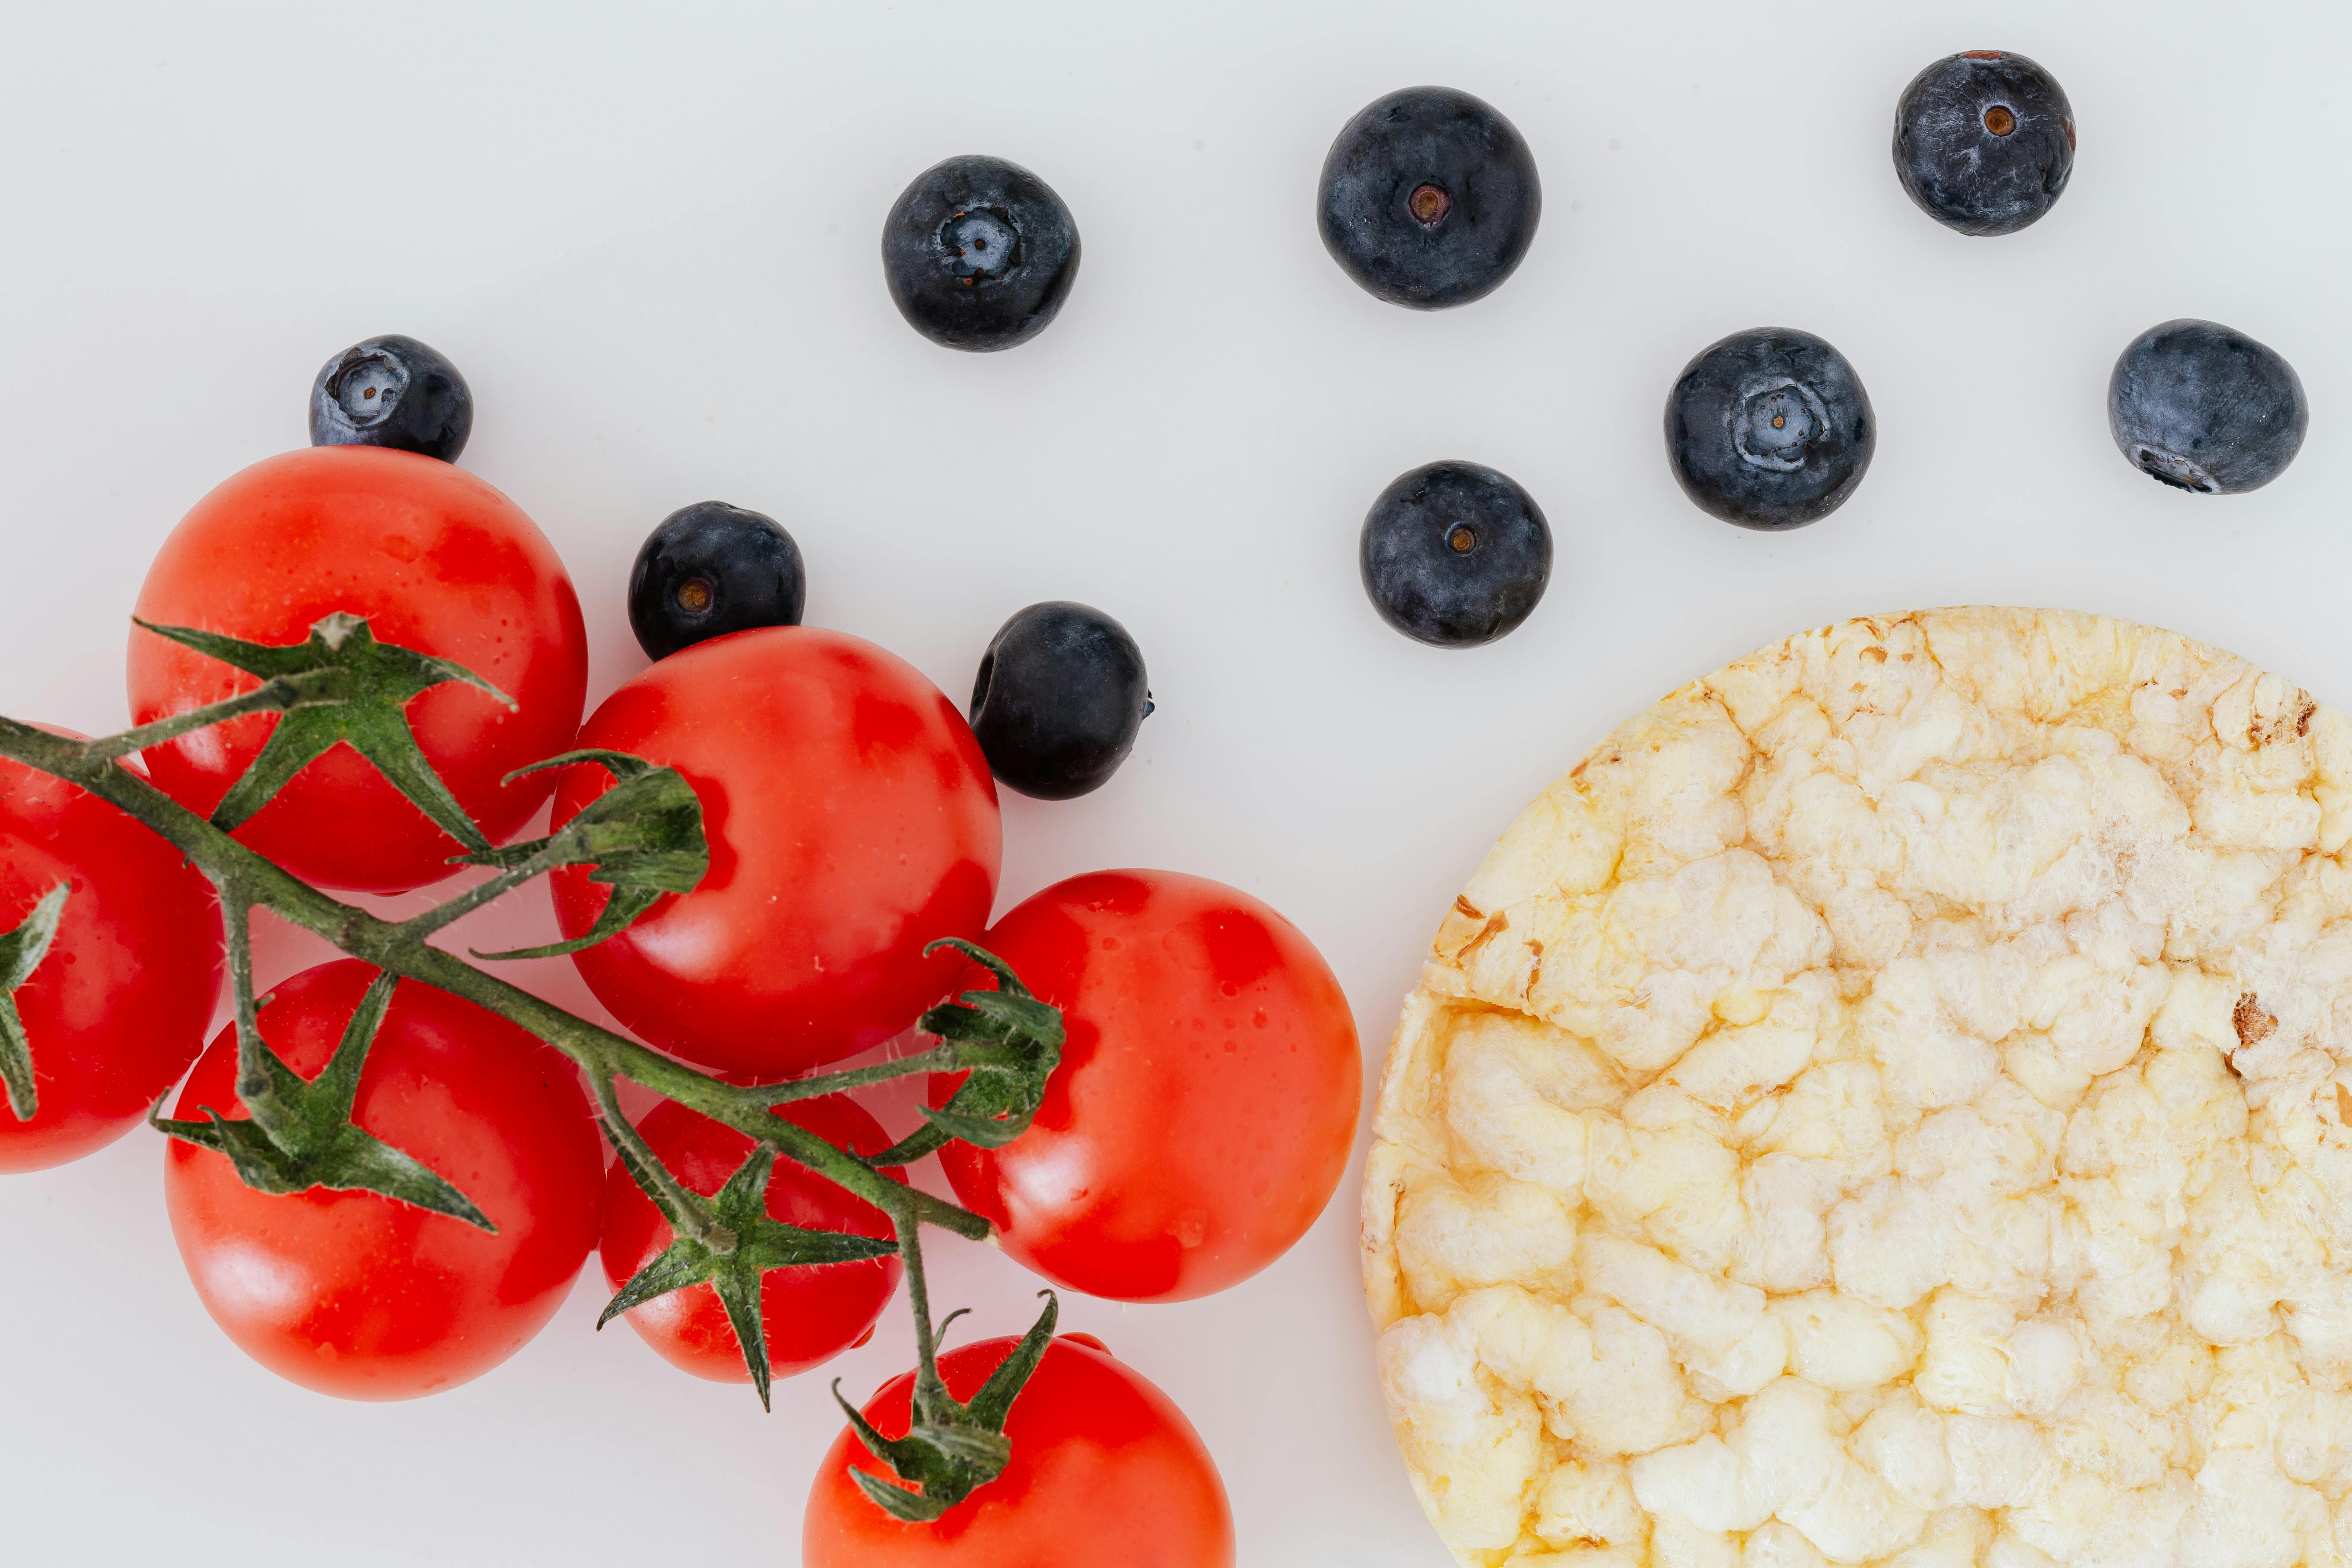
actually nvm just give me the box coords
[1664,329,1874,530]
[627,502,806,661]
[1360,461,1550,647]
[1893,51,2075,236]
[309,334,472,462]
[969,603,1150,800]
[1318,87,1540,309]
[2109,320,2308,494]
[882,156,1080,352]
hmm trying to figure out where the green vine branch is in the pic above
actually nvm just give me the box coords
[0,716,983,1234]
[0,612,1068,1514]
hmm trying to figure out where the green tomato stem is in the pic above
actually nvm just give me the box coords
[392,841,567,942]
[0,715,990,1240]
[759,1043,958,1105]
[590,1070,736,1255]
[897,1213,955,1413]
[81,681,301,763]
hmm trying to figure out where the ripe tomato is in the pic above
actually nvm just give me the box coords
[128,446,588,893]
[0,736,221,1172]
[550,626,998,1080]
[598,1094,904,1383]
[935,870,1359,1302]
[803,1334,1234,1568]
[162,959,603,1400]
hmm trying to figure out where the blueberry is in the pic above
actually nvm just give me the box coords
[1664,329,1874,530]
[968,603,1150,800]
[628,502,806,661]
[1318,87,1541,309]
[1360,461,1551,647]
[308,334,473,462]
[882,156,1081,352]
[2108,319,2308,494]
[1893,51,2075,236]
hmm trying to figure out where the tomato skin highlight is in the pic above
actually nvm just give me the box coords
[550,626,1000,1079]
[935,870,1360,1302]
[162,960,604,1400]
[127,446,588,893]
[803,1335,1235,1568]
[597,1095,904,1383]
[0,739,221,1172]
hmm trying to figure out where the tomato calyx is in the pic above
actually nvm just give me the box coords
[150,970,495,1230]
[596,1137,897,1410]
[865,938,1064,1167]
[455,748,709,961]
[0,883,69,1120]
[129,612,516,853]
[582,935,1063,1418]
[832,1289,1061,1522]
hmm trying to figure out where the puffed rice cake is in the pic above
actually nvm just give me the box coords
[1363,608,2352,1568]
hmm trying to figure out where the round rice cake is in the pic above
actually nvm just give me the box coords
[1361,607,2352,1568]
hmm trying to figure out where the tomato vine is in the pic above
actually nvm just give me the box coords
[0,611,1061,1518]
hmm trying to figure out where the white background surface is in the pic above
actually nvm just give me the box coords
[1,1,2347,1562]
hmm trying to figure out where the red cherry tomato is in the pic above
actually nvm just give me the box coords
[599,1094,904,1383]
[550,626,998,1079]
[162,959,603,1400]
[128,447,588,893]
[935,870,1359,1302]
[0,736,221,1172]
[803,1334,1234,1568]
